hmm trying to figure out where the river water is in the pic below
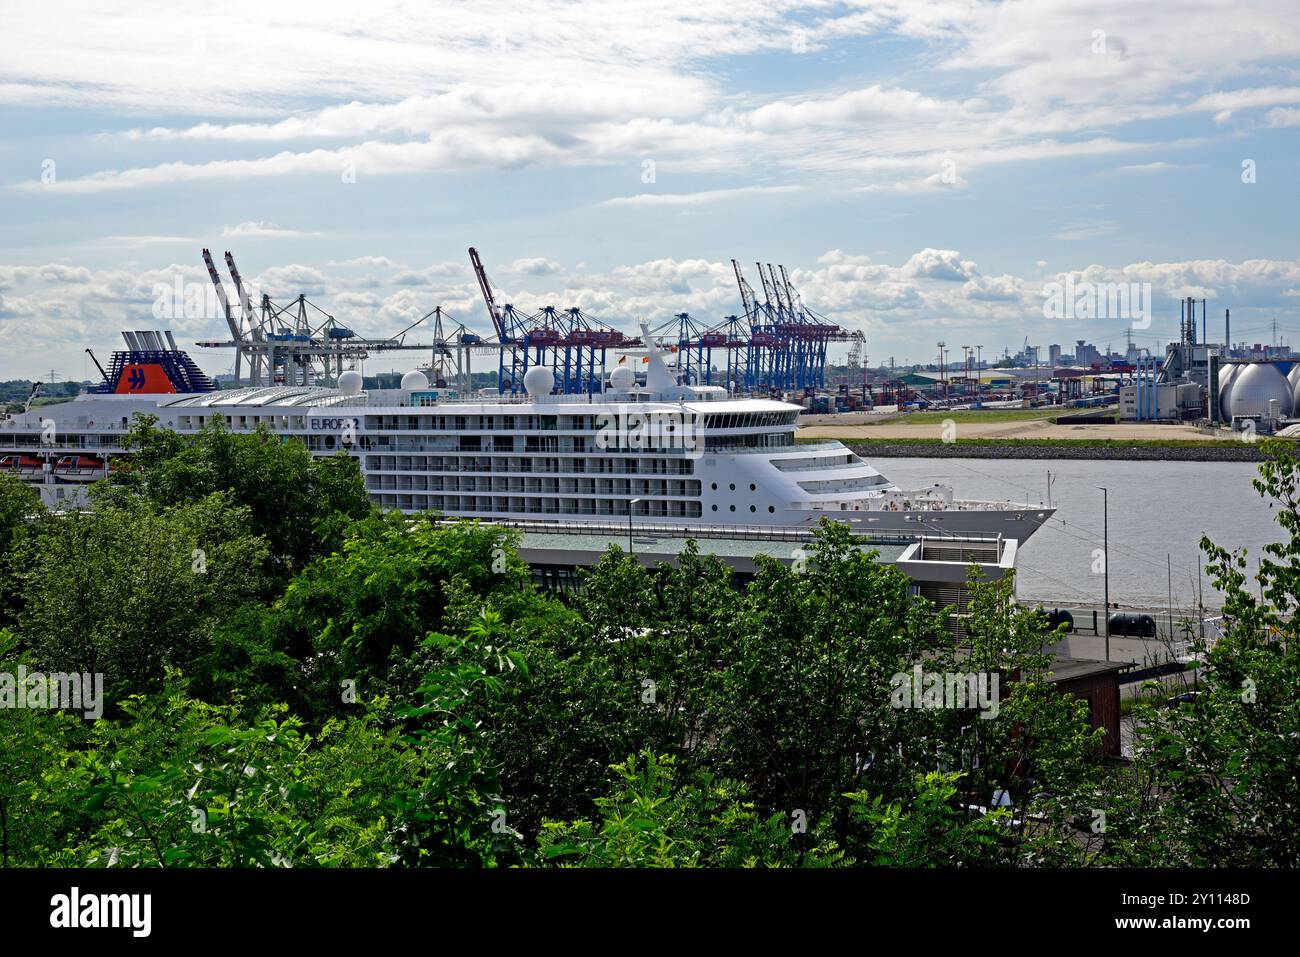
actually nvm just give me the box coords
[874,457,1285,609]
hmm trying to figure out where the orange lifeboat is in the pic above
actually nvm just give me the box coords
[0,454,43,478]
[52,455,107,482]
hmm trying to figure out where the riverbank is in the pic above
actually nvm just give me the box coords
[841,438,1265,461]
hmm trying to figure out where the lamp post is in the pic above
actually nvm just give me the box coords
[1098,486,1109,660]
[628,498,643,555]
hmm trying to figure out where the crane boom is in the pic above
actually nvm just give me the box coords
[731,259,756,322]
[767,264,792,315]
[755,261,777,315]
[201,248,238,339]
[223,251,261,341]
[778,265,801,317]
[468,247,508,340]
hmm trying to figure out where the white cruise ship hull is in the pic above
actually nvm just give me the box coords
[3,390,1054,542]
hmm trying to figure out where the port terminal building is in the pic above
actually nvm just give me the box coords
[478,518,1017,636]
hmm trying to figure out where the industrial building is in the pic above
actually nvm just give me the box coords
[1119,296,1300,432]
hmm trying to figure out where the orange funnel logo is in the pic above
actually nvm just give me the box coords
[115,363,177,394]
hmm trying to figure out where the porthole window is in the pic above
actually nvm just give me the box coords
[750,483,756,491]
[768,506,775,513]
[711,483,717,490]
[711,504,718,511]
[729,505,736,511]
[749,505,756,512]
[729,483,736,491]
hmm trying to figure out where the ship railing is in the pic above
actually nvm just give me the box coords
[817,496,1049,514]
[0,440,127,451]
[772,458,863,472]
[433,515,924,545]
[718,440,840,454]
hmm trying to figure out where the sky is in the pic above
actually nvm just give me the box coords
[4,0,1300,381]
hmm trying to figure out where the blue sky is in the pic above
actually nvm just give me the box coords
[4,0,1300,380]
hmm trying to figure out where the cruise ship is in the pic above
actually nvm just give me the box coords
[0,329,1054,539]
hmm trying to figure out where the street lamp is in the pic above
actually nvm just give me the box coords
[628,498,643,554]
[1098,486,1109,660]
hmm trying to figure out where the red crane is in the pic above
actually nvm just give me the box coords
[469,247,508,342]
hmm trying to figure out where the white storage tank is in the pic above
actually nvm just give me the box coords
[1218,363,1241,420]
[1287,364,1300,416]
[1226,362,1290,420]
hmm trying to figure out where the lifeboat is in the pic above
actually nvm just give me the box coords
[52,455,107,482]
[0,454,44,478]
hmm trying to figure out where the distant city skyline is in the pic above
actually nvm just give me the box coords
[4,1,1300,380]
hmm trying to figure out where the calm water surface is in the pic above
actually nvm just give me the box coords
[874,457,1283,609]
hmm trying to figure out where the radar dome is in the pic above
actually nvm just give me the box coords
[1226,362,1290,419]
[523,366,554,396]
[337,370,363,395]
[400,370,430,391]
[608,365,635,390]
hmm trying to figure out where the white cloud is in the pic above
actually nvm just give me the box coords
[1266,107,1300,128]
[903,249,978,282]
[1115,161,1176,172]
[9,248,1300,377]
[106,234,195,244]
[391,262,466,287]
[18,133,572,193]
[1052,221,1119,241]
[8,1,1300,200]
[326,255,402,268]
[221,221,324,238]
[508,257,561,275]
[603,186,803,207]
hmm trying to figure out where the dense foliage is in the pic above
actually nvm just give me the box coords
[0,419,1297,867]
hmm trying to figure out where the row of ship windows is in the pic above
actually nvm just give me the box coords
[713,504,778,514]
[361,456,696,475]
[363,411,800,431]
[303,434,787,453]
[171,410,801,433]
[366,494,704,519]
[365,477,702,496]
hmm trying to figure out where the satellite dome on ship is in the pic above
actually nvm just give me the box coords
[338,371,363,395]
[523,366,554,396]
[400,370,430,392]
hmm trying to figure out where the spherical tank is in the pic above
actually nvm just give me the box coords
[1226,362,1289,419]
[1218,363,1241,419]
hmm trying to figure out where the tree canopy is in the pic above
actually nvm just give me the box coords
[1,426,1298,867]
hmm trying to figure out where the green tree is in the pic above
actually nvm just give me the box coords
[271,513,527,719]
[538,752,844,868]
[713,519,946,848]
[108,414,371,573]
[845,771,1012,867]
[20,493,271,703]
[1104,440,1300,866]
[0,472,42,622]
